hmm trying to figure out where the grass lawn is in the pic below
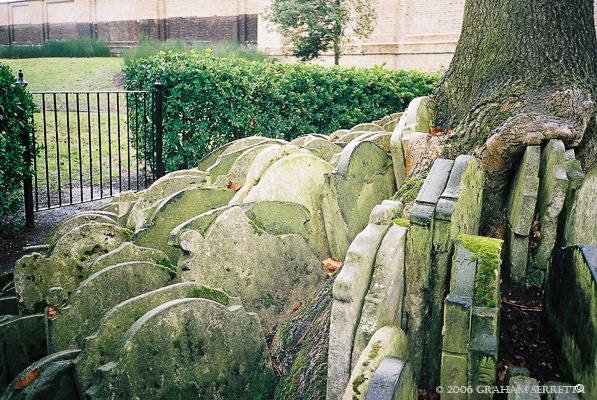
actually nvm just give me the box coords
[0,57,124,91]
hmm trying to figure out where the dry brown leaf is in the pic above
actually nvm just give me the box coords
[226,181,243,192]
[292,302,302,312]
[15,368,40,391]
[322,258,342,276]
[429,125,452,137]
[47,305,57,320]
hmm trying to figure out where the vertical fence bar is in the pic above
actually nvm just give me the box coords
[116,92,122,192]
[42,94,50,209]
[22,113,34,227]
[32,112,39,211]
[76,93,83,202]
[126,93,131,190]
[107,93,112,196]
[143,94,148,188]
[65,93,73,204]
[87,93,93,201]
[154,81,165,178]
[97,93,103,198]
[53,93,62,206]
[135,94,140,191]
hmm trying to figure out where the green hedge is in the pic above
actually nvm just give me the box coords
[123,51,437,171]
[0,64,35,223]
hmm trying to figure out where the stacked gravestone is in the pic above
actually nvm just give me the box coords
[343,326,409,400]
[364,357,417,400]
[176,206,327,332]
[562,166,596,246]
[291,134,342,162]
[403,158,453,385]
[506,146,541,283]
[327,201,402,400]
[322,140,396,260]
[545,245,596,400]
[440,236,502,399]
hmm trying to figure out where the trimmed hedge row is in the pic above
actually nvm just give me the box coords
[123,51,437,171]
[0,64,35,224]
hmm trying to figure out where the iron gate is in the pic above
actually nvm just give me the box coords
[20,78,165,226]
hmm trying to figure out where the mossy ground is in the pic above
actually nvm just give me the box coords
[458,234,503,307]
[393,178,424,206]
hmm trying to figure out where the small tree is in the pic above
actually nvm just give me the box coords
[267,0,377,65]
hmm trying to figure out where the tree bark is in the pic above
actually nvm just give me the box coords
[432,0,597,230]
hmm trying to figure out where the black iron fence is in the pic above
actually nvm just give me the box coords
[19,75,165,226]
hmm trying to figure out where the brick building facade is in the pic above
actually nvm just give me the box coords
[1,0,596,71]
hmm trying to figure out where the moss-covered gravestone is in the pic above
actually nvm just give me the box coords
[211,143,276,187]
[133,186,233,262]
[44,212,118,247]
[178,206,326,331]
[563,166,596,246]
[50,261,177,351]
[14,223,131,313]
[75,283,234,391]
[404,158,453,385]
[343,326,409,400]
[90,298,275,400]
[0,315,46,390]
[86,242,173,278]
[295,135,342,162]
[365,357,417,400]
[323,141,396,260]
[327,201,402,400]
[506,146,541,283]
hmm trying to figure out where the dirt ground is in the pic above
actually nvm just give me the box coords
[0,199,109,273]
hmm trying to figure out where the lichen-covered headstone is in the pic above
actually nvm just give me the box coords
[178,206,326,331]
[133,186,233,262]
[242,152,333,258]
[323,141,396,259]
[563,166,596,246]
[353,223,407,366]
[14,223,131,313]
[86,242,172,278]
[75,283,233,391]
[92,298,275,399]
[0,314,46,390]
[45,212,118,248]
[198,136,273,171]
[343,326,408,400]
[404,158,453,385]
[327,201,402,400]
[364,357,416,400]
[212,143,275,187]
[530,139,568,284]
[50,261,177,351]
[300,136,343,161]
[126,173,208,230]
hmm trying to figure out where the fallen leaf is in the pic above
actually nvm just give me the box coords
[47,306,57,320]
[292,302,302,312]
[322,258,342,276]
[15,368,40,391]
[226,181,243,192]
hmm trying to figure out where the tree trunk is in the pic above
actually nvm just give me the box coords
[432,0,597,229]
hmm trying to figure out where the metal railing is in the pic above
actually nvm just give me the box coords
[19,73,165,226]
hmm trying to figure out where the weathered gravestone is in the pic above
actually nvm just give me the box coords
[327,200,402,400]
[323,141,396,260]
[365,357,417,400]
[44,212,118,248]
[562,166,597,246]
[211,143,277,187]
[14,223,131,313]
[75,283,234,391]
[0,314,46,390]
[353,223,407,366]
[50,261,177,351]
[86,242,172,278]
[178,206,326,331]
[89,298,275,400]
[506,146,541,283]
[133,186,233,262]
[404,158,453,386]
[343,326,409,400]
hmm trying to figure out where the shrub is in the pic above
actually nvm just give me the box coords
[0,64,36,225]
[0,39,111,59]
[123,51,437,171]
[122,39,269,66]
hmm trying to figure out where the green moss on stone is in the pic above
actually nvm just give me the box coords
[187,286,230,307]
[393,178,424,205]
[352,375,366,395]
[247,216,267,236]
[393,218,410,227]
[458,234,503,307]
